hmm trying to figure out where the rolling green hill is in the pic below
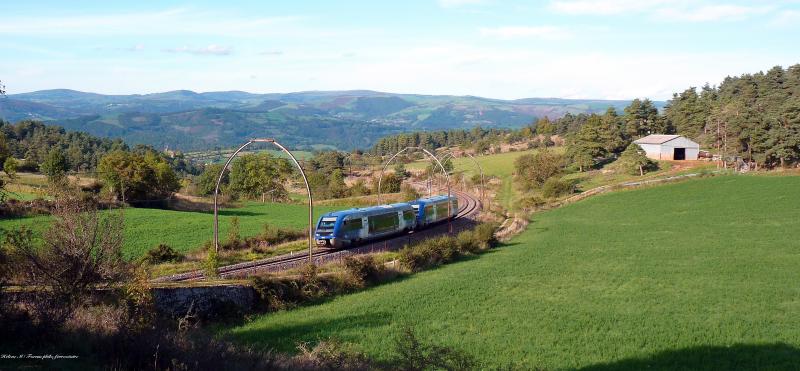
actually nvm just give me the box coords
[224,175,800,369]
[1,89,664,151]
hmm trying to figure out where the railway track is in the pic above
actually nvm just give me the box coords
[155,190,481,282]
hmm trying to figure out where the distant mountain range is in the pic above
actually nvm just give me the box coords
[0,89,664,151]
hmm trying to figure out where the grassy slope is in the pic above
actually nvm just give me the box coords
[225,175,800,369]
[407,149,540,212]
[406,150,532,177]
[0,201,344,260]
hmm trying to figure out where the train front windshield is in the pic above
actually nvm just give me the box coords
[317,217,337,232]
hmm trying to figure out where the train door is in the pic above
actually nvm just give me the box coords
[402,209,416,230]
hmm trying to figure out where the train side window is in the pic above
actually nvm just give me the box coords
[403,210,415,222]
[436,202,449,217]
[343,217,362,232]
[368,212,399,233]
[424,205,435,221]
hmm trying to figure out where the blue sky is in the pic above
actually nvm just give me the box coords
[1,0,799,100]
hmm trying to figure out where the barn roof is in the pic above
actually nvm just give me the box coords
[633,134,681,145]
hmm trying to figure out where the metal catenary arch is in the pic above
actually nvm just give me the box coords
[212,139,314,262]
[437,151,485,203]
[376,146,453,232]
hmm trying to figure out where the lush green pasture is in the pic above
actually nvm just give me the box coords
[407,149,535,178]
[0,201,344,260]
[407,149,550,211]
[225,175,800,369]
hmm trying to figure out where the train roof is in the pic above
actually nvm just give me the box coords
[320,202,413,218]
[410,194,457,204]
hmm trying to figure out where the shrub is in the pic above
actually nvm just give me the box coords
[252,275,305,311]
[401,184,421,202]
[251,264,350,311]
[514,148,564,190]
[223,216,242,250]
[456,230,481,254]
[472,223,498,250]
[398,224,498,271]
[296,339,374,370]
[399,245,428,272]
[343,255,384,285]
[143,244,183,264]
[8,186,128,325]
[541,177,575,199]
[203,243,219,279]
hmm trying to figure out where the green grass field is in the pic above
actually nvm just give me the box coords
[224,175,800,369]
[0,201,345,260]
[407,149,548,212]
[406,149,535,178]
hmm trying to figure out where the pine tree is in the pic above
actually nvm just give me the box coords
[615,143,655,176]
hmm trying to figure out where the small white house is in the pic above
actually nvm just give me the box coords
[633,135,700,161]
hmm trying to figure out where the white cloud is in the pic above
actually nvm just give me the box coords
[437,0,488,8]
[771,9,800,26]
[479,26,572,40]
[163,45,232,56]
[550,0,777,22]
[654,4,773,22]
[549,0,667,15]
[0,8,307,38]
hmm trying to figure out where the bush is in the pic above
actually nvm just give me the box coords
[296,339,374,370]
[401,184,421,202]
[223,217,243,250]
[456,230,481,254]
[514,148,564,190]
[541,177,575,199]
[203,243,219,279]
[472,223,498,250]
[143,244,183,264]
[251,275,306,311]
[251,264,349,311]
[343,255,385,285]
[398,224,498,271]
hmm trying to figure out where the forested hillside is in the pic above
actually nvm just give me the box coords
[1,89,650,151]
[0,120,127,171]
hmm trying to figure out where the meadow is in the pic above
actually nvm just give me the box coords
[0,201,344,260]
[407,149,541,211]
[406,149,535,178]
[224,175,800,369]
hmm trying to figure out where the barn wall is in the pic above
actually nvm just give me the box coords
[662,137,700,160]
[637,143,662,160]
[660,146,674,160]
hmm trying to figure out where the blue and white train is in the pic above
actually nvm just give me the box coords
[314,195,458,248]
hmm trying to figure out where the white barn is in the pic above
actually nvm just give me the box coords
[633,135,700,161]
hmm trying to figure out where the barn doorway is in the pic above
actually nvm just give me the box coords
[673,148,686,160]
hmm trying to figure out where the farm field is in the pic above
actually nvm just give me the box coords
[0,201,344,260]
[224,175,800,369]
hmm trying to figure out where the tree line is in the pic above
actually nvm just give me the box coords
[0,120,127,173]
[370,127,513,156]
[664,64,800,168]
